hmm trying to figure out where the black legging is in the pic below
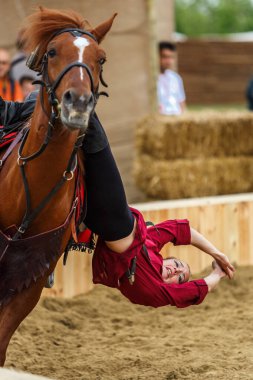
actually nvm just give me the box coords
[83,145,134,241]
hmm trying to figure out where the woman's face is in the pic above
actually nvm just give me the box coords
[162,257,190,284]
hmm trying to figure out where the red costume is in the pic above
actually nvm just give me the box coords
[92,207,208,308]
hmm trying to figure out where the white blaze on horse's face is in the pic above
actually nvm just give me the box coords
[73,37,90,80]
[61,36,94,131]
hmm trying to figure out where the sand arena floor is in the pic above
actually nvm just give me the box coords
[6,266,253,380]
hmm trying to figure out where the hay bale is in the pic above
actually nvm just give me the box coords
[134,153,253,199]
[136,112,253,160]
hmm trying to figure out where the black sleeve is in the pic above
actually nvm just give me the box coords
[0,97,6,125]
[0,98,25,126]
[0,92,37,127]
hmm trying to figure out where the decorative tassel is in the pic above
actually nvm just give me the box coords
[67,242,94,254]
[63,232,96,265]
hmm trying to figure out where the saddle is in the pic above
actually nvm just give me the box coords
[0,126,94,306]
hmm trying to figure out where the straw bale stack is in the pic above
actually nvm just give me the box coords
[135,112,253,199]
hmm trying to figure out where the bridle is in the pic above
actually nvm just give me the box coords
[32,28,109,112]
[13,28,108,240]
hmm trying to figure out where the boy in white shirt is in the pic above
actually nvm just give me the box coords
[157,42,186,115]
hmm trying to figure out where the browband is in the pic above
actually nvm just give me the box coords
[49,28,98,43]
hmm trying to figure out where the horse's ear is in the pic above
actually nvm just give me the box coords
[91,13,117,43]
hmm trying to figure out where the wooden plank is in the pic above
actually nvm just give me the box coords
[135,193,253,211]
[177,40,253,104]
[223,202,240,264]
[249,202,253,265]
[185,205,202,274]
[238,202,251,265]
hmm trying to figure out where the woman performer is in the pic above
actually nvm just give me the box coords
[0,93,235,308]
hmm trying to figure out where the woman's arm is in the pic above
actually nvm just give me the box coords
[0,97,25,126]
[204,261,226,292]
[0,91,37,127]
[0,97,6,125]
[190,227,235,278]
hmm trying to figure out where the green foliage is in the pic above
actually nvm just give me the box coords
[176,0,253,36]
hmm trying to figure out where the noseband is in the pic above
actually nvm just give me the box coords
[12,28,108,240]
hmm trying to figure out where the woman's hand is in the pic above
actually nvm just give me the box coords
[190,228,235,279]
[205,261,226,292]
[212,260,226,278]
[210,252,235,279]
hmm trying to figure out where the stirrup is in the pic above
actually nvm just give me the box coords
[44,271,55,288]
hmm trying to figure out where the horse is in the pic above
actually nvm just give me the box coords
[0,7,116,365]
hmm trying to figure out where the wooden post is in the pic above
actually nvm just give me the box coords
[146,0,159,114]
[146,0,175,113]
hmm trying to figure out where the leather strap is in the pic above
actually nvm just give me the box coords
[0,128,26,169]
[125,256,137,285]
[50,61,95,95]
[49,28,98,44]
[13,131,84,240]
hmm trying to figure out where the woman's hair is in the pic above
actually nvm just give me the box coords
[163,255,177,260]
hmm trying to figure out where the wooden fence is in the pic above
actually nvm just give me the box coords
[43,192,253,298]
[177,40,253,104]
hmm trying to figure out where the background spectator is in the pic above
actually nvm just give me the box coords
[0,48,23,101]
[246,77,253,110]
[10,28,38,85]
[157,41,186,115]
[20,75,36,99]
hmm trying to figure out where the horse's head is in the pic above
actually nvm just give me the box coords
[24,8,117,130]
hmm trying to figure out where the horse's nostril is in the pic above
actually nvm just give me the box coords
[64,90,73,104]
[63,90,94,109]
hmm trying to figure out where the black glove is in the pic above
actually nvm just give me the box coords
[82,112,109,154]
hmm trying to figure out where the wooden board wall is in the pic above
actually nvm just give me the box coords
[177,40,253,105]
[43,192,253,298]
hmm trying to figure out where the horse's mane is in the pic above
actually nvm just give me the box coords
[23,7,92,59]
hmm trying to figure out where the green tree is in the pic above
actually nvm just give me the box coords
[176,0,253,36]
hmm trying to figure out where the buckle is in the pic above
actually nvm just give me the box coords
[128,274,135,285]
[17,156,26,166]
[18,226,26,234]
[63,170,74,181]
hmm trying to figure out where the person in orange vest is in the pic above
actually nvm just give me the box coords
[0,48,23,102]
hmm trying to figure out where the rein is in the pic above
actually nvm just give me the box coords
[11,28,106,240]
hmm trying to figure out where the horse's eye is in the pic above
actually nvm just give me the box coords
[48,49,56,58]
[99,58,106,65]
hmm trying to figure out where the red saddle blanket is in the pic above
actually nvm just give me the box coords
[0,127,92,248]
[0,127,18,150]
